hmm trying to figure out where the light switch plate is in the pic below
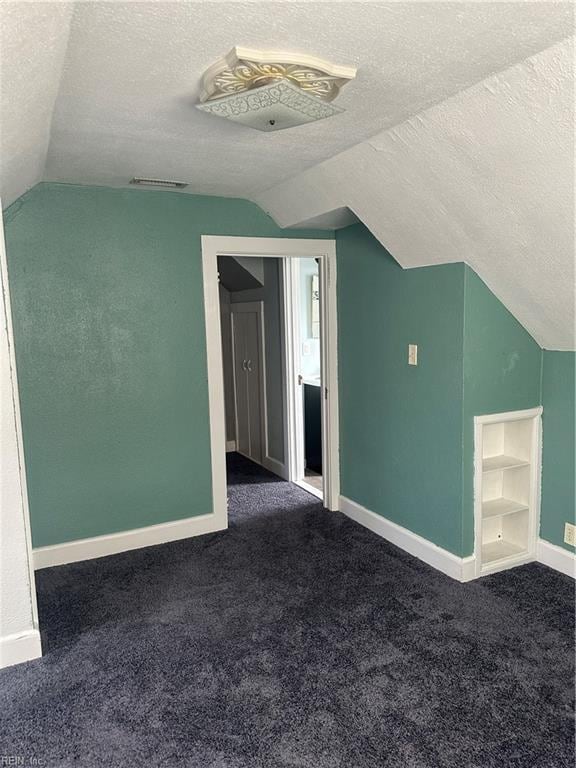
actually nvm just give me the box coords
[408,344,418,366]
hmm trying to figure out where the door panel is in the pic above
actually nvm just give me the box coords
[245,311,262,463]
[232,313,250,456]
[231,304,264,464]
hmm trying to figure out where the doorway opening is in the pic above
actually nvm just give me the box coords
[201,236,339,530]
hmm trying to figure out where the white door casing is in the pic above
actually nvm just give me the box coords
[201,235,339,528]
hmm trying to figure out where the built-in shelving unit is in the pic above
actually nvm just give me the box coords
[474,407,542,577]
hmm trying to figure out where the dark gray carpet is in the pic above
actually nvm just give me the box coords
[1,453,574,767]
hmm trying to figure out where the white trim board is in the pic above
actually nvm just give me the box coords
[0,629,42,669]
[340,496,576,583]
[33,513,224,570]
[297,479,323,501]
[262,455,289,480]
[537,538,576,578]
[339,496,476,582]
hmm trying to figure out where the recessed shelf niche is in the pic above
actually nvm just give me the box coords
[474,408,542,577]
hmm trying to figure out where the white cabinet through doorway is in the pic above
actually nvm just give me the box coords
[231,302,266,464]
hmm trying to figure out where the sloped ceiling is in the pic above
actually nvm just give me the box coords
[0,2,573,349]
[255,39,575,350]
[1,1,572,204]
[0,1,73,206]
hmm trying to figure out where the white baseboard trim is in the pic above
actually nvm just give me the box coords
[262,455,289,480]
[296,478,323,501]
[226,440,236,453]
[0,629,42,669]
[33,513,226,570]
[537,538,576,578]
[340,496,476,582]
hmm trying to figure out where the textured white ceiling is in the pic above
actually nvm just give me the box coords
[0,2,573,349]
[0,1,73,206]
[38,1,573,198]
[255,38,575,350]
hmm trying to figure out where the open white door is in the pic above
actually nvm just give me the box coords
[284,256,331,503]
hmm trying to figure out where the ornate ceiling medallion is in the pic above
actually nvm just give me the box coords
[196,47,356,131]
[199,47,356,103]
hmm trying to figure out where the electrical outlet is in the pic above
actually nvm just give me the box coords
[408,344,418,366]
[564,523,576,547]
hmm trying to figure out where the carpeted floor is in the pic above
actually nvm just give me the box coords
[1,453,574,767]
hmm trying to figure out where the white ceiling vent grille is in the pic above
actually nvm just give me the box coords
[130,177,188,189]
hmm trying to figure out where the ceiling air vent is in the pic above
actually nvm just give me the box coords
[130,177,188,189]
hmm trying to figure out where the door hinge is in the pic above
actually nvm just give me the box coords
[324,387,328,400]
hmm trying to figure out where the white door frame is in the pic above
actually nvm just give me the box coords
[284,258,306,493]
[284,257,324,501]
[201,235,340,529]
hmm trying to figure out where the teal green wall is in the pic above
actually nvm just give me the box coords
[462,268,543,554]
[5,187,573,559]
[541,351,575,550]
[336,224,466,555]
[336,226,551,559]
[4,183,328,547]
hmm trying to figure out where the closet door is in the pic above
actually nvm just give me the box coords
[232,312,250,457]
[231,303,264,464]
[244,309,263,462]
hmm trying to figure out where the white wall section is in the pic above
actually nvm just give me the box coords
[255,39,575,351]
[0,209,41,668]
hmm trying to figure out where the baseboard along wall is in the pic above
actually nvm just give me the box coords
[262,455,289,480]
[339,496,575,582]
[536,538,576,578]
[32,494,575,580]
[339,496,476,582]
[0,629,42,669]
[33,512,225,570]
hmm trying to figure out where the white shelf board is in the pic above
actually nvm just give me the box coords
[482,498,529,520]
[481,539,527,565]
[482,454,529,473]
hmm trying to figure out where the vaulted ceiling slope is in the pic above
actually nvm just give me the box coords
[0,2,574,350]
[1,1,572,206]
[0,2,73,206]
[255,38,575,350]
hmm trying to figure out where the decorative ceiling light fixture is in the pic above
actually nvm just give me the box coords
[196,47,356,132]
